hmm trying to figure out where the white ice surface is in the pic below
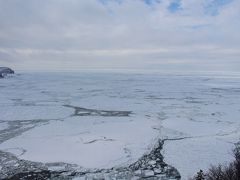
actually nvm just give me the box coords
[0,106,72,121]
[163,137,235,179]
[0,116,158,168]
[0,72,240,178]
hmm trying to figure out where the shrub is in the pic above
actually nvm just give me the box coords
[192,145,240,180]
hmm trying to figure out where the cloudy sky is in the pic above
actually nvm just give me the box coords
[0,0,239,72]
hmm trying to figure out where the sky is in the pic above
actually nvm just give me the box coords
[0,0,239,73]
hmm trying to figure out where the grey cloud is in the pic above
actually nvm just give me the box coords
[0,0,239,72]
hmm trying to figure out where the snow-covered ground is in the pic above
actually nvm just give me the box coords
[0,72,240,179]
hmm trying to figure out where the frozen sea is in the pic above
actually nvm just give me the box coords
[0,72,240,179]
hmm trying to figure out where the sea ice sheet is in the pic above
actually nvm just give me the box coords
[0,72,240,179]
